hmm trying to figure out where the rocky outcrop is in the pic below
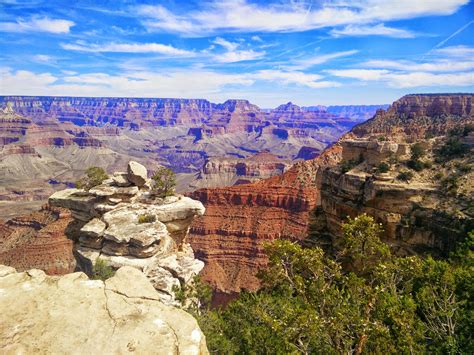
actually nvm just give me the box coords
[49,161,206,304]
[312,94,474,256]
[352,94,473,140]
[193,152,291,188]
[0,265,208,354]
[0,205,76,274]
[188,145,342,292]
[0,96,369,218]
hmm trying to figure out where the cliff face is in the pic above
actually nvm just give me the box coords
[0,97,359,218]
[0,265,208,354]
[188,94,473,293]
[353,94,473,139]
[193,152,291,189]
[0,205,76,274]
[313,94,473,256]
[188,145,342,292]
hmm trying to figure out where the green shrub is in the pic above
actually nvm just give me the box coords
[340,154,364,174]
[138,213,156,224]
[436,138,469,161]
[377,162,390,173]
[75,166,108,190]
[455,162,472,174]
[407,159,425,171]
[433,172,444,180]
[151,167,176,198]
[92,259,115,281]
[397,170,414,182]
[441,176,459,193]
[411,143,426,160]
[378,136,387,141]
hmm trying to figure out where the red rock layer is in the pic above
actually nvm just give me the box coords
[0,205,76,274]
[188,145,342,292]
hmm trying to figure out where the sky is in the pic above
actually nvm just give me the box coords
[0,0,473,108]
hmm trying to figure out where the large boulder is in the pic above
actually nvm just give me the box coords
[127,161,148,187]
[0,265,208,354]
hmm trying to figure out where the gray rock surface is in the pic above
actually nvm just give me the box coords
[0,265,208,354]
[127,161,148,187]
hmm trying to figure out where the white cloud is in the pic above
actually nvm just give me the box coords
[0,68,253,98]
[136,0,468,35]
[363,59,474,72]
[327,68,474,88]
[251,35,263,42]
[214,50,265,63]
[61,41,194,56]
[33,54,55,64]
[254,70,340,88]
[213,37,239,51]
[386,71,474,88]
[330,24,415,38]
[327,69,390,81]
[290,50,358,70]
[432,45,474,58]
[0,16,74,34]
[212,37,265,62]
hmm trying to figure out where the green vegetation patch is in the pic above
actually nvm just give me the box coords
[190,216,474,354]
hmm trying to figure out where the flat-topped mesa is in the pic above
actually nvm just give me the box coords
[352,94,474,140]
[49,161,206,304]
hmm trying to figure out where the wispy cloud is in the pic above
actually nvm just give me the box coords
[254,70,340,88]
[61,41,194,56]
[289,50,358,70]
[212,37,265,63]
[327,69,474,88]
[0,16,74,34]
[330,24,415,38]
[136,0,468,36]
[432,45,474,58]
[362,59,474,72]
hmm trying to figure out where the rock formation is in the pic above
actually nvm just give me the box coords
[0,96,379,218]
[49,161,206,304]
[192,151,291,189]
[313,94,473,256]
[0,264,208,354]
[188,145,342,292]
[0,205,76,274]
[188,94,473,293]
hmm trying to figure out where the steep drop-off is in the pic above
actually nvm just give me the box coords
[189,94,474,293]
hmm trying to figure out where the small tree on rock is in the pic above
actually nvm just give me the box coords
[151,167,176,198]
[75,166,108,190]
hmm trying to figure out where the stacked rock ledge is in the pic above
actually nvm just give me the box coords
[49,161,206,305]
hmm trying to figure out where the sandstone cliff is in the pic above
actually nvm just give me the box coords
[188,145,342,292]
[313,94,474,256]
[0,265,208,354]
[188,94,473,293]
[0,97,358,217]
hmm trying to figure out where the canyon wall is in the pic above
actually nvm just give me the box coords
[188,145,342,292]
[189,94,473,293]
[0,96,377,218]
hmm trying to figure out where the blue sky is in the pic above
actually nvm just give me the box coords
[0,0,473,107]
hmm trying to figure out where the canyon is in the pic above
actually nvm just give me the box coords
[188,94,474,293]
[0,96,382,219]
[1,94,472,299]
